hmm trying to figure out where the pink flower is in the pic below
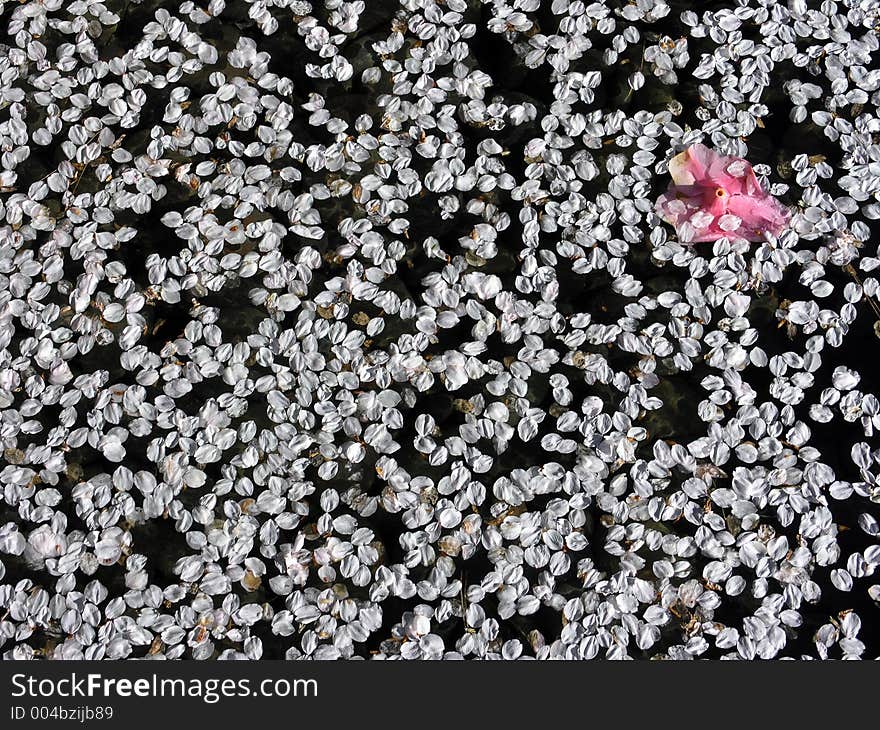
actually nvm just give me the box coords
[655,144,790,243]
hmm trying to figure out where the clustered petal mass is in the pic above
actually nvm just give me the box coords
[656,144,792,242]
[0,0,879,662]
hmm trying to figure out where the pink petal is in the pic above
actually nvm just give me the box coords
[727,193,791,240]
[722,158,760,196]
[658,144,790,243]
[655,189,703,227]
[668,143,716,185]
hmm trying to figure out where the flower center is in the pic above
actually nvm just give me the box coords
[715,187,727,198]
